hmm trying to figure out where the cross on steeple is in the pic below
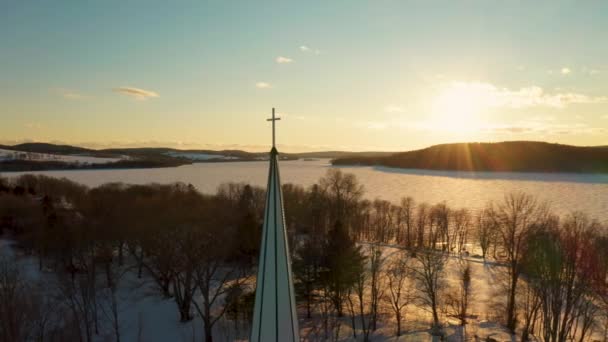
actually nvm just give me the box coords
[252,107,299,342]
[266,107,281,148]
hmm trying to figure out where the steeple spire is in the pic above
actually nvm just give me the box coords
[251,109,299,342]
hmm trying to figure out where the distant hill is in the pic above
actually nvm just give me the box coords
[1,143,95,155]
[0,143,390,161]
[0,142,396,171]
[332,141,608,173]
[290,151,394,159]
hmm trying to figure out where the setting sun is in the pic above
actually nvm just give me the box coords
[430,82,491,133]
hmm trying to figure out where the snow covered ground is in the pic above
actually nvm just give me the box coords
[298,243,517,341]
[0,148,121,164]
[2,237,604,341]
[164,151,240,161]
[1,237,205,342]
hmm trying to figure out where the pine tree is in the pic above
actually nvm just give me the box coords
[322,220,366,317]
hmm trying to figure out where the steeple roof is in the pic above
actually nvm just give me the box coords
[250,147,299,341]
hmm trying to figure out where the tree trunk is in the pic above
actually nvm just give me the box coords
[346,295,357,339]
[305,283,312,319]
[137,249,144,278]
[105,261,113,288]
[118,241,124,266]
[179,302,192,322]
[506,273,518,332]
[431,295,440,335]
[203,304,213,342]
[396,311,401,336]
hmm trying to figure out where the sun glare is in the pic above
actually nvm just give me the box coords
[430,82,491,133]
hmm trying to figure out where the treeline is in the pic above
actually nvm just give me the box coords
[0,157,190,172]
[332,141,608,173]
[0,171,607,341]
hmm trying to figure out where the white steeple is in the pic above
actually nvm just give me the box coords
[250,109,299,342]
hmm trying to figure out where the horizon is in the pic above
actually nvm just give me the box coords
[2,139,608,155]
[2,1,608,151]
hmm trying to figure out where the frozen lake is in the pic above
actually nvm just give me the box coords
[3,158,608,223]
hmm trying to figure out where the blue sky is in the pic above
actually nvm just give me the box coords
[1,1,607,151]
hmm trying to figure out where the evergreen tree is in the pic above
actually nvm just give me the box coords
[322,220,366,317]
[293,237,323,318]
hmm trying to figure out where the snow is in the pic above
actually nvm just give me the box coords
[0,148,121,164]
[0,236,245,342]
[2,237,605,341]
[164,151,239,161]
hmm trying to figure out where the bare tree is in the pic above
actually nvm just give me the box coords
[99,261,130,342]
[492,192,545,332]
[523,212,602,342]
[0,257,46,342]
[446,260,473,339]
[415,203,429,248]
[318,169,364,230]
[399,197,415,248]
[451,208,471,254]
[517,279,541,341]
[476,207,496,261]
[370,199,393,243]
[430,202,450,251]
[353,267,371,342]
[172,224,199,322]
[367,244,386,331]
[190,196,251,342]
[411,249,448,335]
[384,249,413,336]
[55,268,98,342]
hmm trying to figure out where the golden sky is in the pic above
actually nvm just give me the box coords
[1,1,607,152]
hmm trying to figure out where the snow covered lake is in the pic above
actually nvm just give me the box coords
[2,158,608,223]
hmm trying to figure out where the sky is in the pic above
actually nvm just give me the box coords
[1,1,607,152]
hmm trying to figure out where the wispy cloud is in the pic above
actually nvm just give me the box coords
[561,67,571,75]
[582,67,600,75]
[602,114,608,119]
[113,86,159,100]
[255,82,272,89]
[353,112,607,137]
[62,92,87,100]
[481,122,606,136]
[438,82,606,109]
[299,45,321,54]
[276,56,293,64]
[52,88,88,100]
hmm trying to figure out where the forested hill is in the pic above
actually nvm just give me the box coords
[0,142,391,160]
[332,141,608,173]
[0,142,95,155]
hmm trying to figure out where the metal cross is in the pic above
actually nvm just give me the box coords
[266,107,281,148]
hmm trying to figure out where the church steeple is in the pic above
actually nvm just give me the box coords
[250,109,299,342]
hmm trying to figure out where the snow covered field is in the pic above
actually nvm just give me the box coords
[0,148,121,164]
[164,151,239,161]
